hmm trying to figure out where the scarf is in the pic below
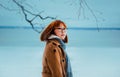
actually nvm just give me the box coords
[48,35,73,77]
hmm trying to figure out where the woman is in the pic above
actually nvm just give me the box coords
[40,20,73,77]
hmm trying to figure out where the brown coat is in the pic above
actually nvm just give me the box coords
[42,39,67,77]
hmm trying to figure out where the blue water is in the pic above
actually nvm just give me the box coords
[0,27,120,47]
[0,27,120,77]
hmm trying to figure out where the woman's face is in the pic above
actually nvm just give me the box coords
[54,24,67,40]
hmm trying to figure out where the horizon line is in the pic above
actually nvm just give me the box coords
[0,26,120,30]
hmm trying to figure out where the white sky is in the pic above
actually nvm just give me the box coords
[0,0,120,28]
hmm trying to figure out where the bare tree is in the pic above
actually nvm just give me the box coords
[0,0,101,33]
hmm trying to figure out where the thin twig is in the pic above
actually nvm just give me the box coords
[0,4,17,11]
[83,0,99,31]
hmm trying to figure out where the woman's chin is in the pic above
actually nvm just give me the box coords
[61,37,65,40]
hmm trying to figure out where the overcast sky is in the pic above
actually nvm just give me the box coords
[0,0,120,28]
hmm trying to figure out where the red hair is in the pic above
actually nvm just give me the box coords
[40,20,68,43]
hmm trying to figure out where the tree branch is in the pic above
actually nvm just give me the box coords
[12,0,56,33]
[78,0,99,31]
[83,0,99,31]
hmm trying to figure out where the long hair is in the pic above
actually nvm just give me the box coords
[40,20,68,43]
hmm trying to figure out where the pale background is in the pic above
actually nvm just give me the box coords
[0,0,120,77]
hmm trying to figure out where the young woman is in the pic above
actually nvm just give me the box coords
[40,20,73,77]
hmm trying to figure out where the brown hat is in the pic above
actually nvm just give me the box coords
[40,20,68,43]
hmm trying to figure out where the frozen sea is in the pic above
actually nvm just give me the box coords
[0,27,120,77]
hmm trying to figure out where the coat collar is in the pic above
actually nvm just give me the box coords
[48,34,66,50]
[48,34,60,40]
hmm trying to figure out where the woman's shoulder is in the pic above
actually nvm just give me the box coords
[47,39,60,47]
[44,40,60,56]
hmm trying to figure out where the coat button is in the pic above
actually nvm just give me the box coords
[53,49,56,52]
[62,59,64,62]
[58,45,61,47]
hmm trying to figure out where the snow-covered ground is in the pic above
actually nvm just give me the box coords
[0,28,120,77]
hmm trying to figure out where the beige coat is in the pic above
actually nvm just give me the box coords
[42,39,67,77]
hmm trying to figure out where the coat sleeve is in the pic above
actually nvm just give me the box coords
[45,43,63,77]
